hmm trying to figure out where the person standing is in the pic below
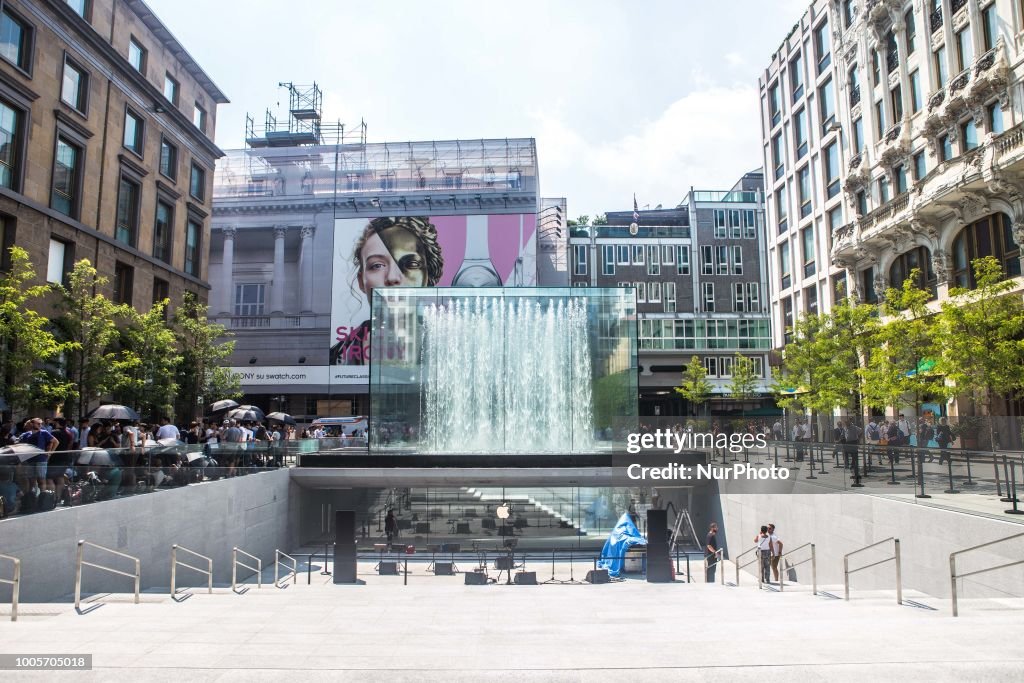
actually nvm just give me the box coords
[156,416,180,441]
[705,522,720,583]
[20,418,57,494]
[754,525,772,584]
[385,509,398,544]
[768,523,784,584]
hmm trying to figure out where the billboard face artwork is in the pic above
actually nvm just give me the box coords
[329,214,537,382]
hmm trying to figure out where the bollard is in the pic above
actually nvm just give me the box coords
[818,444,829,475]
[404,556,408,585]
[993,454,1004,498]
[1006,460,1023,515]
[307,555,312,585]
[962,451,976,486]
[851,449,863,488]
[1000,454,1017,503]
[806,445,817,480]
[944,455,960,494]
[915,451,931,498]
[887,452,900,485]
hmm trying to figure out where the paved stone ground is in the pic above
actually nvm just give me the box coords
[1,562,1022,681]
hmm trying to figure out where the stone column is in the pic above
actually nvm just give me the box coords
[220,227,236,315]
[298,225,315,314]
[271,225,287,314]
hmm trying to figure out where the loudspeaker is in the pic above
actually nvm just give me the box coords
[378,561,399,575]
[646,509,672,583]
[585,569,610,584]
[465,571,489,585]
[415,522,431,534]
[494,556,514,570]
[434,562,454,575]
[514,571,537,585]
[441,543,461,553]
[334,510,357,584]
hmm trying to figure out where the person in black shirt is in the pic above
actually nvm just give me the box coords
[705,522,720,583]
[49,418,75,503]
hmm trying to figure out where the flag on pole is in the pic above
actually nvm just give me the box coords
[633,194,640,225]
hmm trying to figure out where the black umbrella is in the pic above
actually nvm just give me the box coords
[226,406,264,422]
[209,399,239,413]
[88,404,140,421]
[265,412,297,426]
[0,443,44,464]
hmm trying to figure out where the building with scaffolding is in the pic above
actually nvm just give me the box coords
[210,83,541,418]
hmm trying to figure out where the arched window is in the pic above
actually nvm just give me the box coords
[888,245,937,299]
[952,213,1022,288]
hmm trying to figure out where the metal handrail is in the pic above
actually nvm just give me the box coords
[704,547,725,585]
[275,549,297,588]
[75,540,141,611]
[733,545,764,588]
[778,542,816,594]
[0,553,21,621]
[950,531,1024,616]
[843,537,901,604]
[232,547,262,592]
[171,545,213,597]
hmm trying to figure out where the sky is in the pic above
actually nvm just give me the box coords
[147,0,811,218]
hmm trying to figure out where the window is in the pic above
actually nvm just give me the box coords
[635,281,645,303]
[982,3,998,51]
[184,218,201,277]
[952,213,1021,287]
[878,175,890,204]
[649,281,662,303]
[776,187,788,233]
[871,49,880,85]
[914,150,927,180]
[46,238,72,285]
[798,166,812,218]
[782,297,794,343]
[895,164,907,194]
[819,79,835,131]
[0,6,32,72]
[848,65,860,106]
[734,282,745,312]
[956,26,973,72]
[800,226,815,277]
[190,162,206,201]
[664,282,676,313]
[153,200,173,263]
[573,245,587,275]
[152,277,169,307]
[714,209,727,238]
[824,142,840,199]
[113,262,134,306]
[602,245,615,275]
[862,266,878,304]
[909,70,922,113]
[704,356,719,377]
[716,245,729,275]
[51,136,81,218]
[729,209,742,238]
[631,244,644,265]
[890,83,903,122]
[805,285,819,315]
[885,30,898,74]
[114,176,140,246]
[159,138,177,180]
[906,9,916,54]
[701,245,713,275]
[746,283,760,312]
[769,82,781,127]
[123,109,144,155]
[814,20,831,72]
[827,205,844,239]
[662,245,674,265]
[732,245,743,275]
[193,103,207,133]
[989,101,1004,135]
[66,0,88,18]
[790,53,804,101]
[889,245,937,297]
[962,119,978,151]
[940,134,953,161]
[647,245,660,275]
[0,99,24,190]
[702,282,715,312]
[853,117,864,153]
[935,46,947,87]
[617,245,629,265]
[794,108,808,159]
[770,134,785,182]
[780,240,791,289]
[856,189,868,216]
[677,245,690,275]
[234,284,265,316]
[843,0,855,29]
[720,357,735,378]
[875,99,886,137]
[744,210,757,239]
[128,37,146,73]
[831,272,848,303]
[61,56,87,113]
[164,73,179,105]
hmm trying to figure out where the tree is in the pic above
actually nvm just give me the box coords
[0,247,74,417]
[728,353,759,411]
[861,269,946,418]
[814,291,877,417]
[937,256,1024,449]
[55,259,131,420]
[591,214,609,225]
[566,215,590,228]
[113,300,181,421]
[173,292,240,421]
[675,356,712,420]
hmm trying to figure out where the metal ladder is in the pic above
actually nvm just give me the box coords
[669,507,699,550]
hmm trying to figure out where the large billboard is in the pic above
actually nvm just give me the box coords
[329,214,537,382]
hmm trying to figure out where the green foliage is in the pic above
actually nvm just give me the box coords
[674,356,712,415]
[592,370,632,429]
[566,215,590,228]
[113,300,181,421]
[54,259,132,420]
[727,353,759,404]
[591,214,609,226]
[0,247,74,416]
[173,292,240,420]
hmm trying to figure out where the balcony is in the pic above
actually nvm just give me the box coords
[849,84,861,107]
[951,0,967,12]
[929,7,942,33]
[214,313,331,331]
[886,48,899,75]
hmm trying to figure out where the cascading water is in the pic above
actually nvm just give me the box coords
[421,296,594,453]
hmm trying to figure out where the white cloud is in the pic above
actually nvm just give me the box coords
[724,52,746,68]
[533,85,763,214]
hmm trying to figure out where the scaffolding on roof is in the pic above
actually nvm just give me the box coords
[245,82,368,147]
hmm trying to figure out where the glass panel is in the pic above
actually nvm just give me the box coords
[51,138,78,217]
[115,177,138,245]
[0,10,27,69]
[153,201,172,262]
[61,62,83,110]
[0,100,19,188]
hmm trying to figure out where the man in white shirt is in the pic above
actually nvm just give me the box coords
[768,523,783,583]
[897,414,911,443]
[156,417,180,441]
[754,525,772,584]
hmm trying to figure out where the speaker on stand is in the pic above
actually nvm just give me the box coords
[333,510,358,584]
[646,509,672,583]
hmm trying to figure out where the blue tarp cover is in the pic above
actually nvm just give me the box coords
[597,513,647,577]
